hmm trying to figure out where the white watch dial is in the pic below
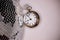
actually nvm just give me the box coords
[24,11,40,28]
[24,13,36,25]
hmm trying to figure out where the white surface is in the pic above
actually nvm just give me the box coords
[20,0,59,40]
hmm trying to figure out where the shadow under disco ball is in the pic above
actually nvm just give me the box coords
[0,0,24,40]
[0,0,17,40]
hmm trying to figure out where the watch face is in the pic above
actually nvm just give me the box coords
[24,11,40,28]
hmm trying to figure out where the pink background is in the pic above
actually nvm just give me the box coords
[20,0,59,40]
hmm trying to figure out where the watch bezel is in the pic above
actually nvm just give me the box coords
[24,11,40,28]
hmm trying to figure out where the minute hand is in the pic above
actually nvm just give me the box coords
[26,14,32,20]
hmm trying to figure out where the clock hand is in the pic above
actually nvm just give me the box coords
[26,14,32,20]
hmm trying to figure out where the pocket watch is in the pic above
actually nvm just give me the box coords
[24,5,40,28]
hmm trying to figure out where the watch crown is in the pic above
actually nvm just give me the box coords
[23,4,32,10]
